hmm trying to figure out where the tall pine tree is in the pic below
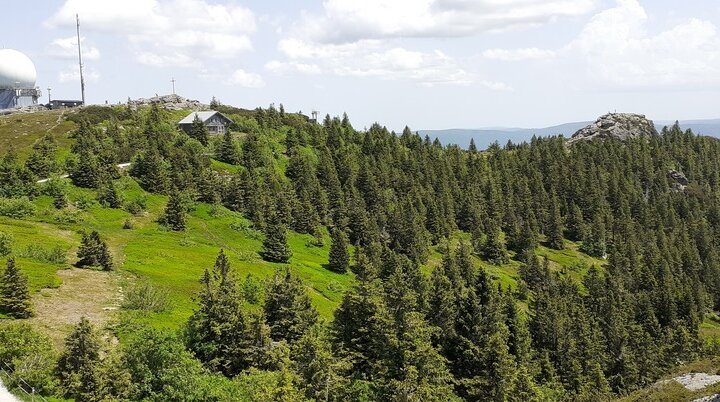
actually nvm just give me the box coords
[0,257,33,318]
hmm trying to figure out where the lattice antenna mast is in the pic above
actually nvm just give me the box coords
[76,14,85,105]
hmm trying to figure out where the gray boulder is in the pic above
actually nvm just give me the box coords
[568,113,658,145]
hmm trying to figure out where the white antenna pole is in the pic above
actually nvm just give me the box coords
[76,14,85,105]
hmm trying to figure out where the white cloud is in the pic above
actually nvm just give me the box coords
[58,64,100,83]
[293,0,598,43]
[481,0,720,89]
[276,38,488,87]
[566,0,720,88]
[48,36,101,60]
[265,60,322,75]
[46,0,256,68]
[483,47,556,61]
[136,52,202,69]
[226,69,265,88]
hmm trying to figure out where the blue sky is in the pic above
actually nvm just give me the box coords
[4,0,720,130]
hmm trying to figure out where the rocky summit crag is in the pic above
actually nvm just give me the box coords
[568,113,658,145]
[127,94,209,111]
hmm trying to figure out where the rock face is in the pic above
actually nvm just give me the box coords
[568,113,658,145]
[668,169,689,192]
[673,373,720,392]
[127,94,208,111]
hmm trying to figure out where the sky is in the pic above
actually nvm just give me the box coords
[3,0,720,130]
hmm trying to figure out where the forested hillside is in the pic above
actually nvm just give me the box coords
[1,103,720,401]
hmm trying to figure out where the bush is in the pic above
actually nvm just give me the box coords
[122,282,169,313]
[0,323,58,395]
[74,193,96,210]
[124,196,147,216]
[17,244,67,264]
[51,208,84,224]
[0,232,12,256]
[123,219,134,229]
[0,197,35,218]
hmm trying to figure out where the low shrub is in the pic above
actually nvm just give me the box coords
[122,282,169,313]
[125,196,147,216]
[0,323,58,395]
[17,244,67,264]
[0,197,35,218]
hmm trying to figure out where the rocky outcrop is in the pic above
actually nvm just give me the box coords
[694,395,720,402]
[568,113,658,145]
[127,94,208,111]
[0,104,48,116]
[668,169,689,191]
[673,373,720,392]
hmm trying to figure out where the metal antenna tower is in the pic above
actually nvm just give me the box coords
[76,14,85,105]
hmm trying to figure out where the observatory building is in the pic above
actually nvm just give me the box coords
[0,49,41,109]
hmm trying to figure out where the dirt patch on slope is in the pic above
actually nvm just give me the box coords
[28,268,122,348]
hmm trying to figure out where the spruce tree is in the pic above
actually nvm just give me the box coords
[185,249,259,375]
[581,213,606,258]
[216,129,239,164]
[96,233,114,271]
[262,212,292,263]
[188,114,209,146]
[98,180,122,208]
[264,269,318,342]
[566,202,585,242]
[547,195,565,250]
[56,317,101,400]
[0,258,33,318]
[77,231,100,268]
[161,189,187,231]
[77,231,113,270]
[328,227,350,273]
[484,225,509,265]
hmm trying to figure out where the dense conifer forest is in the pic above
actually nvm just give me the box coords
[1,103,720,401]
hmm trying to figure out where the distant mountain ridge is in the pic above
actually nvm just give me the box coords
[420,118,720,150]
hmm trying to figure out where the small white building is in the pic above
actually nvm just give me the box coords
[178,111,233,135]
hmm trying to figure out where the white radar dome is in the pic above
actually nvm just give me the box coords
[0,49,37,89]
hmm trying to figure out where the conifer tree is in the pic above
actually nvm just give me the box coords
[56,317,101,400]
[333,266,394,378]
[98,180,122,208]
[328,227,350,273]
[264,269,318,342]
[581,213,606,258]
[547,195,565,250]
[77,231,99,267]
[292,325,350,401]
[76,231,113,270]
[25,133,58,178]
[484,225,509,265]
[96,232,114,271]
[565,202,585,242]
[262,212,292,263]
[188,114,209,146]
[185,250,254,376]
[160,189,187,231]
[216,129,239,164]
[0,258,33,318]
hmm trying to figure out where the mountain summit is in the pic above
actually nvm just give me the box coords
[568,113,659,145]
